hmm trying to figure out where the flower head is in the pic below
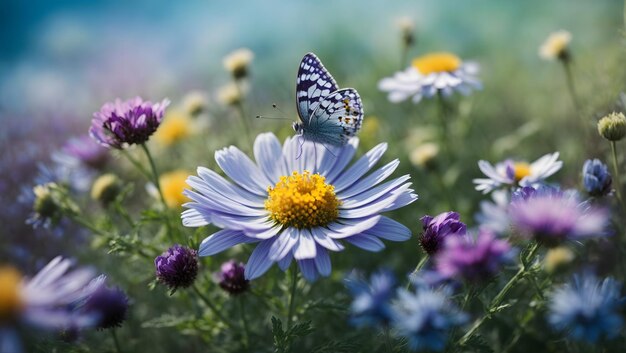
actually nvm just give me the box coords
[27,182,77,229]
[378,52,480,104]
[155,245,199,291]
[597,112,626,142]
[90,174,122,205]
[90,97,169,149]
[153,110,194,146]
[409,143,439,170]
[392,287,467,351]
[419,211,466,255]
[182,133,417,281]
[223,48,254,79]
[509,187,609,247]
[539,30,572,61]
[216,261,249,295]
[435,229,512,282]
[60,135,109,169]
[346,270,396,328]
[82,278,129,330]
[182,91,208,116]
[582,159,612,197]
[473,152,562,194]
[0,257,101,347]
[548,273,624,343]
[158,170,192,209]
[544,246,575,273]
[217,83,245,106]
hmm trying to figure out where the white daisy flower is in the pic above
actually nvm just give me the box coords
[539,30,571,61]
[473,152,563,194]
[378,52,481,104]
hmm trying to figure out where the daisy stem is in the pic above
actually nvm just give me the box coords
[406,255,428,289]
[436,93,452,160]
[609,141,626,212]
[140,143,176,241]
[111,329,123,353]
[234,80,253,148]
[458,242,539,346]
[561,60,589,141]
[238,296,251,349]
[192,284,235,328]
[286,267,299,330]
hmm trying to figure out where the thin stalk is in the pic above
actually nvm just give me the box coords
[562,60,581,113]
[384,326,394,353]
[432,166,456,210]
[406,255,428,289]
[238,296,251,350]
[436,93,451,159]
[459,242,539,346]
[119,149,151,180]
[234,80,252,146]
[286,267,299,330]
[69,214,109,237]
[192,284,235,328]
[400,43,409,70]
[140,143,175,241]
[610,141,626,214]
[111,329,123,353]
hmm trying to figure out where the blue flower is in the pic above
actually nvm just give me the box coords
[392,287,468,351]
[548,273,624,343]
[182,133,417,281]
[582,159,612,197]
[345,270,396,328]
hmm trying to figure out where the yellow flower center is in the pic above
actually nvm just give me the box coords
[513,162,531,182]
[153,110,193,146]
[160,170,192,209]
[265,171,340,229]
[412,52,462,75]
[0,267,23,321]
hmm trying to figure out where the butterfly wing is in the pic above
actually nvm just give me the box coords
[296,53,339,123]
[303,88,364,146]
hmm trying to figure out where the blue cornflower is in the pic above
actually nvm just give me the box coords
[182,133,417,281]
[548,273,624,343]
[345,270,396,328]
[582,159,612,197]
[392,287,468,351]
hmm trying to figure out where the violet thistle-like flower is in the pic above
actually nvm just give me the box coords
[582,159,612,197]
[419,212,466,255]
[82,279,129,330]
[155,245,199,292]
[435,229,512,283]
[216,260,249,295]
[89,97,169,149]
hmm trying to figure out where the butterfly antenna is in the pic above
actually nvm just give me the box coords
[272,103,288,115]
[255,115,291,120]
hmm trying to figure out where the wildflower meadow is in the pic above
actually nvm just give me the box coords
[3,1,626,352]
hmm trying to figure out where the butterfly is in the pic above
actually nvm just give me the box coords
[292,53,364,147]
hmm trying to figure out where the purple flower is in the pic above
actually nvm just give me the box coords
[435,229,512,282]
[419,212,466,255]
[90,97,169,149]
[155,245,199,291]
[509,188,609,247]
[216,260,249,295]
[82,277,129,330]
[60,135,109,169]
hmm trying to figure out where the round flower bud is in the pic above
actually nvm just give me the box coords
[90,174,122,205]
[83,283,129,330]
[182,91,208,116]
[598,112,626,141]
[582,159,612,197]
[216,260,249,295]
[410,143,440,170]
[33,183,60,220]
[155,245,199,291]
[223,48,254,80]
[217,83,244,107]
[544,246,574,273]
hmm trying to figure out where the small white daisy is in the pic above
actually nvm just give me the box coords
[473,152,563,194]
[539,30,571,61]
[378,52,481,104]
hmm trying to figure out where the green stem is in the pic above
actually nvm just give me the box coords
[406,255,428,289]
[111,329,123,353]
[234,81,252,146]
[140,144,166,206]
[436,93,451,159]
[610,141,626,214]
[286,267,299,330]
[238,296,251,349]
[459,242,539,346]
[69,214,109,237]
[384,326,394,353]
[192,284,235,328]
[119,149,151,180]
